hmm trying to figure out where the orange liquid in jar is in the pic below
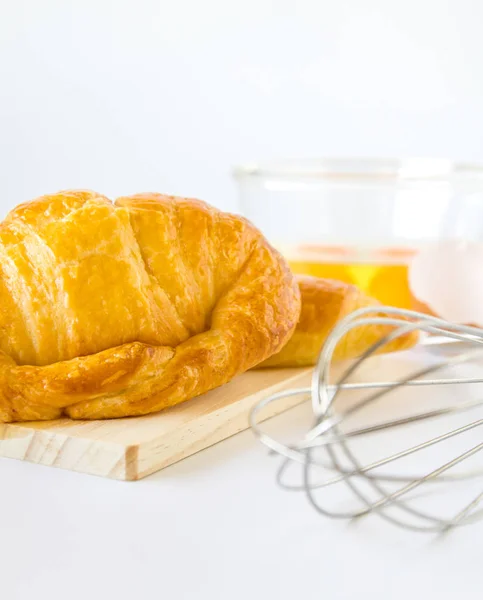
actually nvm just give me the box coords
[285,245,418,309]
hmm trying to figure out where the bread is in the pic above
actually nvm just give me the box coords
[260,276,417,367]
[0,191,300,421]
[0,191,417,422]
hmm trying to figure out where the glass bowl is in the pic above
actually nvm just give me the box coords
[232,158,483,309]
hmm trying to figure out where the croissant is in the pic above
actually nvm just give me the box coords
[260,276,417,367]
[0,191,417,422]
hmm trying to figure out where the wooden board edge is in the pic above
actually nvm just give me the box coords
[0,422,130,480]
[131,368,312,480]
[0,368,312,481]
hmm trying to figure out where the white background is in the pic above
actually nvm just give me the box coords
[1,393,482,600]
[1,0,483,214]
[2,3,483,598]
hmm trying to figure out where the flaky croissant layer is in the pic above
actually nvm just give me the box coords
[0,191,416,422]
[0,190,300,421]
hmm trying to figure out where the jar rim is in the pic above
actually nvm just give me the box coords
[233,157,483,182]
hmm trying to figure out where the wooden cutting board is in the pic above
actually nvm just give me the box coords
[0,368,311,481]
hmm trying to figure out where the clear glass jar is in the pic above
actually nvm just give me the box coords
[233,158,483,309]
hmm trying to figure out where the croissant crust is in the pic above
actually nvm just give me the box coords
[0,191,300,421]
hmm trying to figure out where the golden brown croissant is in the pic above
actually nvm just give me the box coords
[260,276,417,367]
[0,191,417,423]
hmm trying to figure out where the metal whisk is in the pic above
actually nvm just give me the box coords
[250,307,483,533]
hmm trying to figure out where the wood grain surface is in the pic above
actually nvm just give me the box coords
[0,368,311,480]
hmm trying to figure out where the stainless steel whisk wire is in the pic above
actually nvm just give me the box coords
[250,307,483,533]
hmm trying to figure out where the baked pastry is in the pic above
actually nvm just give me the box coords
[0,190,300,422]
[0,191,416,422]
[260,276,417,367]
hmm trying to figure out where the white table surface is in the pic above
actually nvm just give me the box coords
[2,348,483,600]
